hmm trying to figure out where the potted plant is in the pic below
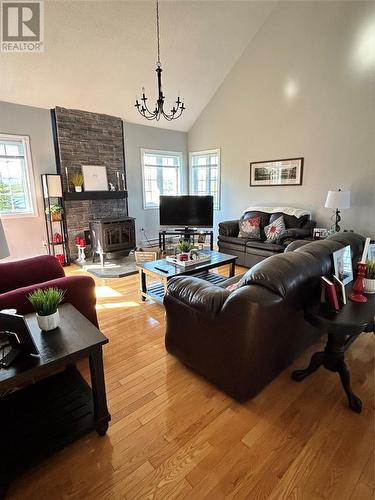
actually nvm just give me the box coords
[364,260,375,294]
[27,287,65,331]
[45,204,64,221]
[178,240,193,261]
[70,172,84,192]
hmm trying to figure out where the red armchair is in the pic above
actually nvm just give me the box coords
[0,255,98,327]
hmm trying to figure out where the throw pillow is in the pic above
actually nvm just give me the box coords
[264,215,286,243]
[238,216,261,239]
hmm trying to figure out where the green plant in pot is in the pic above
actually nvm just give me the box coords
[70,172,84,192]
[45,204,63,221]
[364,260,375,294]
[28,287,65,331]
[178,240,193,261]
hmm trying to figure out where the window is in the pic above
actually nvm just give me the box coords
[0,134,37,217]
[141,149,182,209]
[189,149,220,209]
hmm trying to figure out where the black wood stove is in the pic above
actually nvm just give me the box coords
[90,217,136,266]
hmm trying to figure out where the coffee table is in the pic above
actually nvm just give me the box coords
[137,250,237,304]
[0,304,110,493]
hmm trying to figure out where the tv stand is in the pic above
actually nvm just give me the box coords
[159,228,214,252]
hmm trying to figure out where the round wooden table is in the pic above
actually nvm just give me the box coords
[292,290,375,413]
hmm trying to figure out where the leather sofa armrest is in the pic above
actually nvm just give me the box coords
[165,276,230,314]
[219,220,239,237]
[276,227,313,245]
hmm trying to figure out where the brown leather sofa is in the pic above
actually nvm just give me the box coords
[164,233,364,401]
[218,209,316,268]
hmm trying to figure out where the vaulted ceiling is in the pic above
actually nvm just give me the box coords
[0,0,276,131]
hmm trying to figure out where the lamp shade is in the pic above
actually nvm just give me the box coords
[0,219,10,260]
[325,190,350,209]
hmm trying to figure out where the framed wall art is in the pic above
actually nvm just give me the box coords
[250,157,304,186]
[81,165,108,191]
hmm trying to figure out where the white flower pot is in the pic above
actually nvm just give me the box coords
[36,310,60,331]
[75,186,82,192]
[364,278,375,294]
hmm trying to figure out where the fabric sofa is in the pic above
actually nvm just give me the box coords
[164,232,364,401]
[0,255,98,327]
[218,207,316,268]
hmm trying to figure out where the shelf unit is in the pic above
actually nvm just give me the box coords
[42,174,70,266]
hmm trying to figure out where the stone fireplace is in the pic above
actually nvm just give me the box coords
[52,106,135,260]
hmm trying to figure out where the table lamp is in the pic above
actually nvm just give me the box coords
[0,218,10,260]
[324,189,350,232]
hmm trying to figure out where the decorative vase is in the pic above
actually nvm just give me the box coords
[179,252,190,261]
[36,310,60,331]
[364,278,375,294]
[74,186,82,192]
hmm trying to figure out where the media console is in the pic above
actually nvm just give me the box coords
[159,228,214,252]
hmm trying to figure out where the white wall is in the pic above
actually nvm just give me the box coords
[0,101,56,260]
[188,1,375,237]
[124,122,188,244]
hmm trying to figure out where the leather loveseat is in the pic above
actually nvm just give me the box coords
[218,207,316,268]
[164,232,364,401]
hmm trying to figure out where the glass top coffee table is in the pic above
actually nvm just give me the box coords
[137,250,237,304]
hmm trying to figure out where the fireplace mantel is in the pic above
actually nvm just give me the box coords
[64,190,128,201]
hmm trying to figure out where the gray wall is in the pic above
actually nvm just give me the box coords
[0,100,56,260]
[188,1,375,237]
[124,122,188,244]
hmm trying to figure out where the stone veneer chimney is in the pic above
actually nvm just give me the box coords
[52,107,129,260]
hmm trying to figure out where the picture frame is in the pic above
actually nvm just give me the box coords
[367,243,375,261]
[81,165,108,191]
[250,157,304,186]
[313,227,328,240]
[332,245,353,286]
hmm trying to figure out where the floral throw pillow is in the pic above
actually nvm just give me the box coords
[264,215,286,243]
[238,216,261,239]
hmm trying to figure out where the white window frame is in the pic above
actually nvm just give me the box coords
[141,148,183,210]
[189,148,221,210]
[0,133,38,219]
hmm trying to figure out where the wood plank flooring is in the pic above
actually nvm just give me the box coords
[6,264,375,499]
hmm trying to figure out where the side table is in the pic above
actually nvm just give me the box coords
[292,290,374,413]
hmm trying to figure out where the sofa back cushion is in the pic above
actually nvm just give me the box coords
[0,255,65,294]
[269,212,309,229]
[237,233,364,307]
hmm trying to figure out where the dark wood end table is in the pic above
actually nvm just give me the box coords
[292,289,375,413]
[0,304,111,493]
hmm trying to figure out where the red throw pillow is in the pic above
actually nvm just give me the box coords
[238,216,261,239]
[264,215,286,242]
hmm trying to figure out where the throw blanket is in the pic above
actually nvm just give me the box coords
[242,206,311,218]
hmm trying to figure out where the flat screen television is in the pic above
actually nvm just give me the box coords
[159,195,214,228]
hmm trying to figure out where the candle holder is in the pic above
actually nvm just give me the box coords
[349,262,367,303]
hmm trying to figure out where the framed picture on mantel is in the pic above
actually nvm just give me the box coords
[82,165,108,191]
[250,157,304,186]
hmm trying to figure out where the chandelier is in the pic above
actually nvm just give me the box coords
[135,0,185,121]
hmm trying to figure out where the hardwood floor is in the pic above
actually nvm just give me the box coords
[7,264,375,499]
